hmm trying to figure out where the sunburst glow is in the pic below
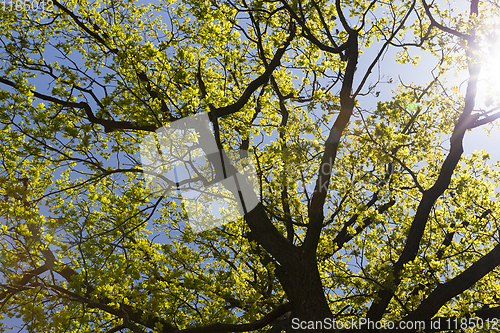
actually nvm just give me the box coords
[477,37,500,109]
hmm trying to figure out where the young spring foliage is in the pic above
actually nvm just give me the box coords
[1,0,500,332]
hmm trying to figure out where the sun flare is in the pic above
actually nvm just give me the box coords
[478,43,500,109]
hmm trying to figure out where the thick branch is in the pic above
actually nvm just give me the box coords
[56,269,177,332]
[325,195,396,259]
[0,77,159,132]
[335,0,351,32]
[278,0,349,54]
[304,29,358,256]
[366,7,481,320]
[406,242,500,320]
[469,111,500,129]
[421,0,471,40]
[0,265,48,302]
[245,203,298,265]
[53,0,118,54]
[178,303,292,333]
[213,21,296,119]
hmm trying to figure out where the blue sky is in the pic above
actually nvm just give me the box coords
[2,0,500,331]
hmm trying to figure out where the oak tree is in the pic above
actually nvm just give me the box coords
[1,0,500,332]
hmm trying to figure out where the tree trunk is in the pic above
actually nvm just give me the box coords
[276,252,332,331]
